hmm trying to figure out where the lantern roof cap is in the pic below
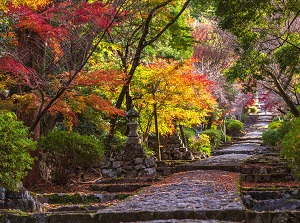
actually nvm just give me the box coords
[126,105,140,117]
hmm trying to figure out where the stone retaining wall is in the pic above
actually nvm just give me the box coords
[0,187,43,212]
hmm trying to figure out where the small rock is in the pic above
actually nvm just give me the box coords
[135,164,146,171]
[125,170,138,177]
[134,158,144,165]
[102,169,117,178]
[145,157,156,168]
[0,188,5,200]
[138,167,156,176]
[183,151,194,160]
[112,161,123,169]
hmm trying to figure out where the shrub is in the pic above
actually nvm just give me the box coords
[38,130,105,184]
[241,114,249,123]
[262,129,279,146]
[189,134,211,155]
[225,119,244,136]
[0,111,36,191]
[281,118,300,179]
[272,116,281,122]
[268,121,282,130]
[277,120,291,139]
[183,127,196,147]
[103,131,127,155]
[201,129,222,149]
[224,135,232,143]
[250,106,258,113]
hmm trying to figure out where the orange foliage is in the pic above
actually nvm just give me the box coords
[0,1,125,132]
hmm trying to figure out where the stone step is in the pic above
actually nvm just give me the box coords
[242,189,300,200]
[0,209,246,223]
[231,141,262,145]
[240,165,290,175]
[97,209,246,223]
[241,173,294,183]
[211,150,256,156]
[175,164,240,173]
[243,198,300,212]
[156,166,175,176]
[245,210,300,223]
[47,203,107,213]
[95,176,163,184]
[88,182,151,192]
[36,192,132,205]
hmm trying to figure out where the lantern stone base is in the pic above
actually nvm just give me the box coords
[102,144,156,178]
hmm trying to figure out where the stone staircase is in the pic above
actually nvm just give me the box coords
[36,176,164,213]
[240,152,300,222]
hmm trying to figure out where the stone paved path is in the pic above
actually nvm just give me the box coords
[97,113,273,222]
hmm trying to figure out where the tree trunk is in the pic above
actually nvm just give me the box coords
[267,69,300,117]
[40,115,57,136]
[16,108,45,189]
[179,124,187,148]
[23,150,45,189]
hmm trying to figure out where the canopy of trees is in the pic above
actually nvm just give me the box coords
[3,0,296,188]
[213,0,300,116]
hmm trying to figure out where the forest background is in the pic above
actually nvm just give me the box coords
[0,0,299,190]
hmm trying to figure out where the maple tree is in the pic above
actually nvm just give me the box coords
[0,0,51,10]
[131,59,216,145]
[0,0,128,188]
[0,0,126,139]
[99,0,193,146]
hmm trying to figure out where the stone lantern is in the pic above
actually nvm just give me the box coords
[101,105,156,178]
[126,105,141,145]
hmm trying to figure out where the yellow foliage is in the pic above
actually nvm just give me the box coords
[132,59,217,135]
[3,0,52,9]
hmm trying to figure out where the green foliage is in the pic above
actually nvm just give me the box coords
[267,118,290,139]
[0,111,36,191]
[38,130,105,184]
[104,131,127,154]
[189,134,211,155]
[144,2,194,61]
[262,129,279,146]
[143,143,155,157]
[281,118,300,179]
[225,119,244,136]
[277,120,291,139]
[189,0,215,18]
[268,121,282,130]
[241,114,249,123]
[274,33,300,73]
[272,116,281,122]
[183,127,196,147]
[224,134,232,143]
[249,107,257,113]
[201,129,222,149]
